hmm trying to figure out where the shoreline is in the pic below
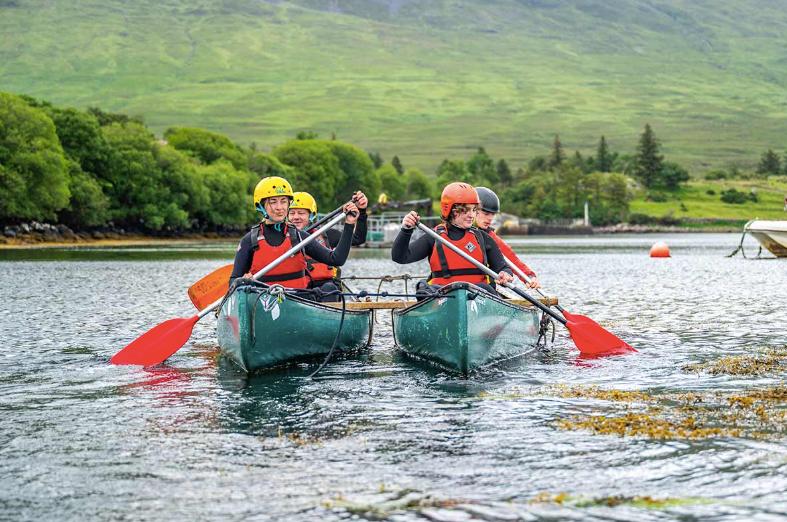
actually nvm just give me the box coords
[0,226,744,249]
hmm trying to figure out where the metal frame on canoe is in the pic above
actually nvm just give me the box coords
[390,282,546,375]
[217,284,373,372]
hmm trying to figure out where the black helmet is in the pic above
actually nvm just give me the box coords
[475,186,500,213]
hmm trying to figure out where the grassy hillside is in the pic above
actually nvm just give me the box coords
[2,0,787,173]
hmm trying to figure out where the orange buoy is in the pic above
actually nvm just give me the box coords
[650,241,671,258]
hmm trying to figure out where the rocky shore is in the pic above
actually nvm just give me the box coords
[1,222,241,247]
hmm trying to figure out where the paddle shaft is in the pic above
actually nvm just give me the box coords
[502,255,566,314]
[305,206,343,233]
[416,223,567,325]
[197,212,348,319]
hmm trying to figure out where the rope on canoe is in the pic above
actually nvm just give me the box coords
[309,291,347,379]
[340,274,428,300]
[536,311,555,348]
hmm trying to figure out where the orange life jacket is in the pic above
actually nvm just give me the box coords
[249,224,309,289]
[428,224,489,285]
[306,234,337,283]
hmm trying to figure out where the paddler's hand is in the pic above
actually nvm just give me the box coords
[402,211,420,229]
[496,271,514,285]
[352,191,368,210]
[525,276,540,289]
[343,202,359,224]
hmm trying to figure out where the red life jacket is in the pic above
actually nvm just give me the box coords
[306,234,337,283]
[487,229,536,280]
[249,224,309,289]
[428,224,489,285]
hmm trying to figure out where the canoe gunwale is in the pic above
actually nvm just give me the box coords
[234,283,373,318]
[392,281,538,317]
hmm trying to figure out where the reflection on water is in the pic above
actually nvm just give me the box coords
[0,233,785,520]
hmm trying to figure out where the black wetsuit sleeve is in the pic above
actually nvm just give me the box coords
[391,227,435,264]
[352,210,367,246]
[304,223,354,266]
[324,228,342,248]
[482,230,513,275]
[324,211,366,247]
[229,232,254,282]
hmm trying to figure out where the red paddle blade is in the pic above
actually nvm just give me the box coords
[110,316,199,366]
[561,310,635,357]
[188,264,233,311]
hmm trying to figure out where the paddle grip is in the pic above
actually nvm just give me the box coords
[416,223,567,324]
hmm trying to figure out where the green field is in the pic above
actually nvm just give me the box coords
[2,0,787,175]
[630,178,787,224]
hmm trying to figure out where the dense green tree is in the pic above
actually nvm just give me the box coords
[548,134,565,169]
[47,107,110,177]
[633,124,663,188]
[273,139,343,208]
[404,168,433,199]
[58,160,109,227]
[164,127,246,170]
[378,164,406,201]
[368,151,384,169]
[496,158,512,186]
[467,147,498,185]
[553,164,585,217]
[247,152,291,185]
[102,122,193,230]
[756,149,781,176]
[327,141,380,207]
[391,155,404,175]
[435,159,470,196]
[195,160,252,227]
[595,135,613,172]
[660,161,690,190]
[528,156,548,173]
[0,92,70,221]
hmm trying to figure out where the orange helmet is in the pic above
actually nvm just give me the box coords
[440,182,480,220]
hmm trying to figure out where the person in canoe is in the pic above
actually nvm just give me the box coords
[287,190,369,301]
[391,181,514,299]
[473,186,540,289]
[229,176,360,302]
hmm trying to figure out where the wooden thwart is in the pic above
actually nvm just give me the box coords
[326,296,558,310]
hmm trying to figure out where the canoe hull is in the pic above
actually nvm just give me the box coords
[392,282,541,375]
[217,285,372,372]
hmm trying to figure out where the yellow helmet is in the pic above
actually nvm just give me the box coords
[290,191,318,219]
[253,176,293,207]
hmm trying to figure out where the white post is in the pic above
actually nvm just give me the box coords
[584,200,590,226]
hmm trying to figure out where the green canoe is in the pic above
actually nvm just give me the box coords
[392,282,542,375]
[217,283,373,372]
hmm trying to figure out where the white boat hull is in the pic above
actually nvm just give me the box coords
[746,221,787,257]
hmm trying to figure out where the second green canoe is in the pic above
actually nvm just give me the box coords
[392,282,542,375]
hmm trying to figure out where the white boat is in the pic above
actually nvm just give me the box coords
[744,220,787,257]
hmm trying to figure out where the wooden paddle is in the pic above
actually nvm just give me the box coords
[417,223,635,357]
[111,212,350,366]
[186,205,346,311]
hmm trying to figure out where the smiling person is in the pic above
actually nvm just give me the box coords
[287,190,368,301]
[391,182,513,300]
[229,177,359,301]
[474,186,540,289]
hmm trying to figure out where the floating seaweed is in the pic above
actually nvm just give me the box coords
[683,347,787,376]
[530,491,714,509]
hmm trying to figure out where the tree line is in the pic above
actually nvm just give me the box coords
[4,90,747,231]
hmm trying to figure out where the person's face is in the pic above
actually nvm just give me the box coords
[450,204,478,229]
[264,196,290,222]
[288,208,311,229]
[475,209,496,230]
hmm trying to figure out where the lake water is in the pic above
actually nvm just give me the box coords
[1,233,785,520]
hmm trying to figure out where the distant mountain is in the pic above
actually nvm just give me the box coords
[2,0,786,172]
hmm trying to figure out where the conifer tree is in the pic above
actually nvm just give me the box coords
[391,155,404,175]
[548,134,565,169]
[634,124,663,188]
[496,158,512,186]
[596,135,612,172]
[368,151,384,169]
[756,149,781,176]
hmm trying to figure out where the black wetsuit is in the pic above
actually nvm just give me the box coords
[230,222,355,284]
[391,223,512,299]
[324,208,367,248]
